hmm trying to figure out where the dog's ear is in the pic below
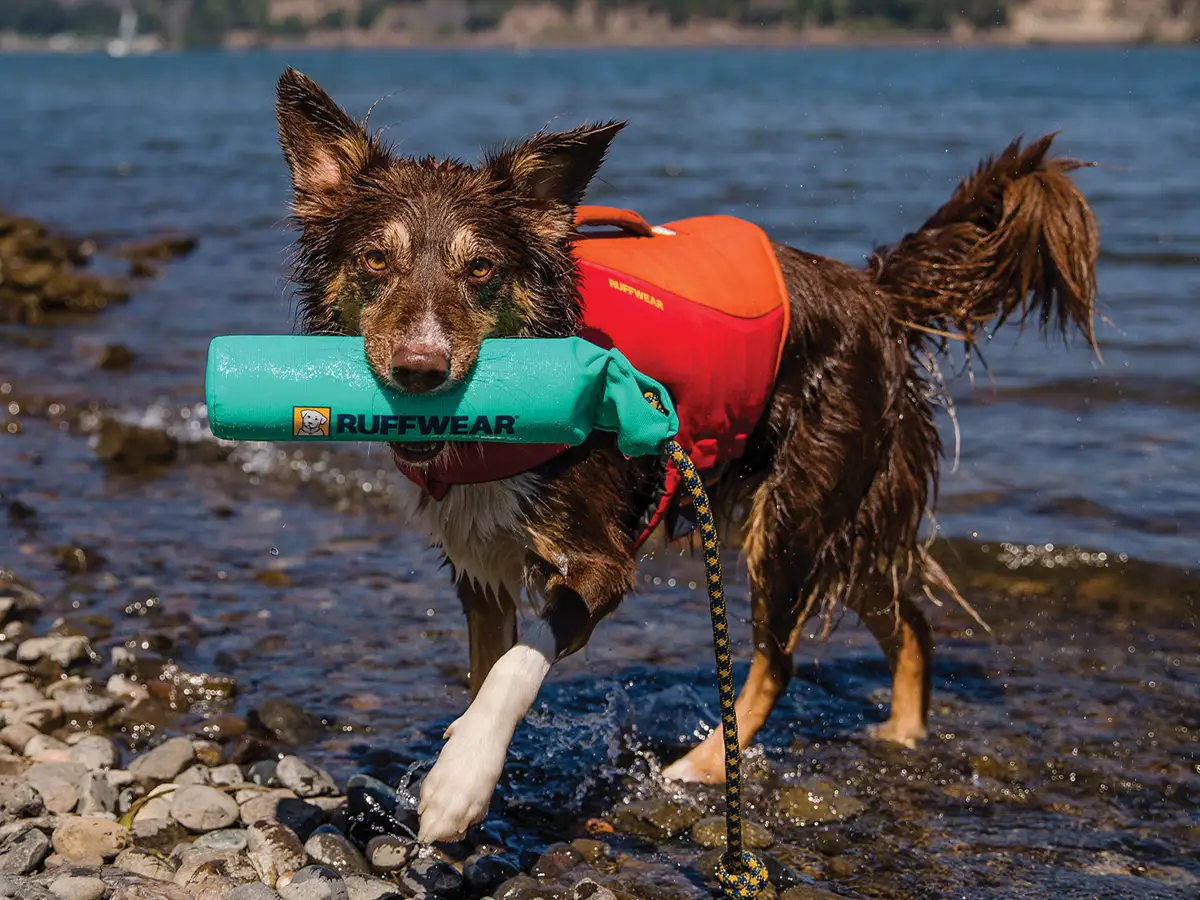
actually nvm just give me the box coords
[276,67,383,213]
[485,121,625,211]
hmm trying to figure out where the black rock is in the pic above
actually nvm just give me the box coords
[256,698,325,745]
[463,853,520,896]
[529,843,583,880]
[344,776,412,848]
[400,859,464,900]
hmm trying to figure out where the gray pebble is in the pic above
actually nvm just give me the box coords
[54,690,118,720]
[185,865,237,900]
[0,661,28,679]
[0,774,46,820]
[304,829,368,877]
[46,874,106,900]
[0,827,51,875]
[276,758,337,800]
[129,818,188,854]
[174,766,212,787]
[194,829,249,853]
[172,848,234,888]
[239,792,322,841]
[777,780,865,825]
[169,785,239,832]
[463,854,519,896]
[363,836,413,874]
[341,875,403,900]
[566,879,617,900]
[247,762,279,788]
[0,873,57,900]
[66,736,118,773]
[15,636,92,667]
[128,738,196,784]
[279,866,348,900]
[77,772,118,816]
[25,763,88,815]
[114,846,178,881]
[246,820,307,888]
[23,735,70,759]
[1,724,40,755]
[207,765,245,788]
[400,859,463,900]
[226,885,282,900]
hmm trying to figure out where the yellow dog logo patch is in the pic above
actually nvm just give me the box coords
[292,407,330,437]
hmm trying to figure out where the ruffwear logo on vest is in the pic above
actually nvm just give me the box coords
[292,407,331,437]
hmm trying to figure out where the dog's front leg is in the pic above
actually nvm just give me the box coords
[416,579,621,843]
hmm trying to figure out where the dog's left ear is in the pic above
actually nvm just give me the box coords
[486,121,625,210]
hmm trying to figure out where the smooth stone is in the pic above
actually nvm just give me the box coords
[341,875,403,900]
[778,889,842,900]
[0,774,46,820]
[195,830,249,853]
[777,781,866,825]
[170,785,239,832]
[54,690,118,720]
[610,797,703,840]
[77,772,118,816]
[276,758,337,799]
[530,843,584,879]
[24,735,70,760]
[463,854,519,895]
[128,739,195,784]
[254,700,324,746]
[46,874,106,900]
[172,848,234,888]
[399,859,463,900]
[15,637,91,667]
[227,885,282,900]
[690,816,774,850]
[25,763,88,815]
[362,836,413,873]
[9,702,63,733]
[246,820,308,888]
[130,818,188,854]
[278,865,347,900]
[227,886,282,900]
[66,737,118,773]
[131,785,177,824]
[208,765,246,788]
[303,829,368,876]
[1,723,40,754]
[247,762,279,788]
[0,827,51,875]
[240,792,322,842]
[567,879,617,900]
[113,846,178,881]
[51,816,131,861]
[493,876,537,900]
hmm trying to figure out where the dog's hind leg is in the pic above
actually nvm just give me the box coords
[457,578,518,699]
[853,578,932,748]
[662,487,805,784]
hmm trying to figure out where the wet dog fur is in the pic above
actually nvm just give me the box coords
[274,67,1100,843]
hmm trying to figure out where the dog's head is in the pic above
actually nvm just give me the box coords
[299,409,327,432]
[275,68,623,464]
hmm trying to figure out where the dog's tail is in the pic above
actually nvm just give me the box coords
[868,133,1100,360]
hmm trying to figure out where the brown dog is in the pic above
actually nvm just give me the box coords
[274,67,1100,843]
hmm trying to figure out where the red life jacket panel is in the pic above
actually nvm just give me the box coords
[395,205,791,549]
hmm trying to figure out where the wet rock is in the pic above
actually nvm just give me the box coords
[227,886,282,900]
[192,740,224,769]
[169,785,239,832]
[276,757,337,799]
[128,738,195,784]
[77,772,118,816]
[399,859,463,900]
[0,826,51,875]
[207,765,246,788]
[342,777,410,848]
[90,420,177,473]
[568,840,614,868]
[610,797,703,840]
[46,874,107,900]
[778,889,841,900]
[111,235,198,264]
[248,762,279,788]
[777,781,865,825]
[0,774,46,821]
[362,836,413,874]
[340,875,402,900]
[493,875,538,900]
[811,830,851,857]
[114,847,177,881]
[566,879,617,900]
[463,853,520,895]
[530,843,584,880]
[195,830,249,853]
[51,547,106,576]
[0,724,40,754]
[239,791,322,841]
[247,820,308,888]
[303,828,368,877]
[96,344,135,371]
[130,818,188,854]
[16,637,92,668]
[9,701,64,733]
[55,689,118,721]
[25,762,88,814]
[690,817,774,850]
[0,574,43,624]
[279,866,347,900]
[67,736,118,773]
[254,700,324,746]
[51,816,130,862]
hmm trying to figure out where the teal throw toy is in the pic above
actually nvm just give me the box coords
[205,335,678,458]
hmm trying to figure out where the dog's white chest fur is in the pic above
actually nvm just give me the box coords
[394,473,539,595]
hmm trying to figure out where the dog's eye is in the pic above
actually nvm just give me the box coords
[467,258,494,281]
[362,250,387,274]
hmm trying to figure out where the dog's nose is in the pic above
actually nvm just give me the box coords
[391,345,450,394]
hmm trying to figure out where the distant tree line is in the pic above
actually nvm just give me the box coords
[1,0,1008,46]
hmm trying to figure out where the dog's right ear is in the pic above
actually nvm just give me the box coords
[275,67,383,216]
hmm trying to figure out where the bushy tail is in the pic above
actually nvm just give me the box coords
[868,133,1100,358]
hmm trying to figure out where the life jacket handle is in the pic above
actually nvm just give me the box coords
[574,205,656,238]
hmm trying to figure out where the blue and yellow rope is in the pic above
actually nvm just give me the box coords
[645,392,770,900]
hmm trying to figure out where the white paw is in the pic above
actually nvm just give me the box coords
[417,712,506,843]
[661,754,718,784]
[867,720,927,749]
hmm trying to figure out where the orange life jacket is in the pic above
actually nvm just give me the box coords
[395,205,791,549]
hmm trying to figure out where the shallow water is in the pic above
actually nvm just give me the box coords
[1,47,1198,898]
